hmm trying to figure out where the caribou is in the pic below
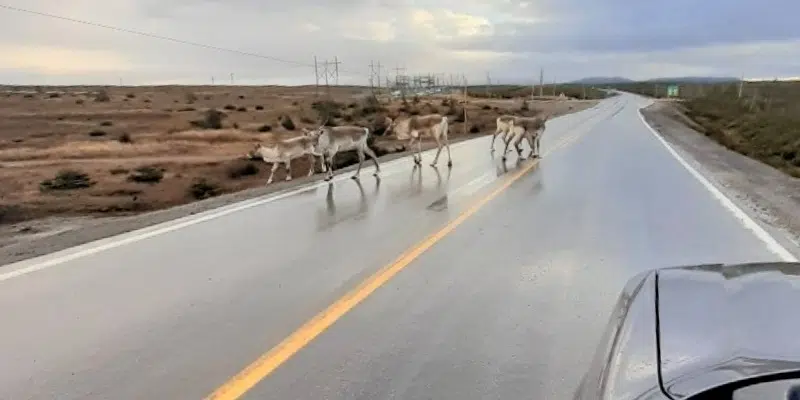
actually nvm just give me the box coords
[502,114,549,161]
[385,113,452,168]
[302,117,381,181]
[491,115,516,152]
[246,135,322,184]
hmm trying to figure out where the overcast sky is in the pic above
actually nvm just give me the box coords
[1,0,798,85]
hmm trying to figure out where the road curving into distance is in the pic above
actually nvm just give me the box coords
[0,93,793,400]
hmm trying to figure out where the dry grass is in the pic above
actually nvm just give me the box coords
[155,129,265,143]
[467,84,611,100]
[0,141,205,161]
[0,84,597,224]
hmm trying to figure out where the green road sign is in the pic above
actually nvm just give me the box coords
[667,85,679,97]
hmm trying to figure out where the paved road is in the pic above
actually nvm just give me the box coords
[0,93,788,400]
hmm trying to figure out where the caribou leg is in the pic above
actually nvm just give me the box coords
[267,161,279,184]
[430,135,443,167]
[444,133,453,168]
[352,149,365,180]
[363,146,381,177]
[416,134,423,165]
[307,153,315,177]
[284,159,292,181]
[323,153,334,181]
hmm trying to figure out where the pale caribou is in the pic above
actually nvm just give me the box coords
[385,114,452,168]
[303,117,381,181]
[491,115,516,152]
[502,114,549,161]
[246,135,322,184]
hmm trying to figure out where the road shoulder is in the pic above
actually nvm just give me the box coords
[0,137,472,267]
[641,100,800,256]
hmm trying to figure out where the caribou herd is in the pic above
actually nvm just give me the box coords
[247,110,549,185]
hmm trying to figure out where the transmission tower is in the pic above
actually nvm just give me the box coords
[313,56,341,97]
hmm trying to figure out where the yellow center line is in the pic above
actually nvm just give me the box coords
[205,132,588,400]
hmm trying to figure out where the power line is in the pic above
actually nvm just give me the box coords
[0,4,369,77]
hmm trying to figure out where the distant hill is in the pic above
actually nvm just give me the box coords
[570,77,634,84]
[645,76,740,84]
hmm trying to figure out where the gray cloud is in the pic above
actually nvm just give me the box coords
[0,0,798,85]
[453,0,800,54]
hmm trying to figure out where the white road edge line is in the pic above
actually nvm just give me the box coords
[636,101,798,262]
[0,140,476,281]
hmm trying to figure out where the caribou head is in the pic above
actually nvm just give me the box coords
[302,115,331,139]
[245,143,265,160]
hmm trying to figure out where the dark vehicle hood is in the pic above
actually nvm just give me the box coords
[657,261,800,398]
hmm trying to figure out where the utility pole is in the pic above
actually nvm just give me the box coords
[485,71,492,98]
[531,75,536,99]
[314,56,320,97]
[376,61,382,92]
[369,60,376,92]
[230,73,234,85]
[539,68,544,97]
[211,76,215,85]
[462,74,468,135]
[738,74,745,99]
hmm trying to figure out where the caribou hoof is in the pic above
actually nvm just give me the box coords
[501,156,507,162]
[351,175,359,180]
[373,172,379,177]
[447,160,453,168]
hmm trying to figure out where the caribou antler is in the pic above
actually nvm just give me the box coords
[318,115,330,129]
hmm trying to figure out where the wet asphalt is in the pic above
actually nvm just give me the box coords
[0,93,784,400]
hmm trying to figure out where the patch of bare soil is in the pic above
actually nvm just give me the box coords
[642,100,800,255]
[0,84,596,265]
